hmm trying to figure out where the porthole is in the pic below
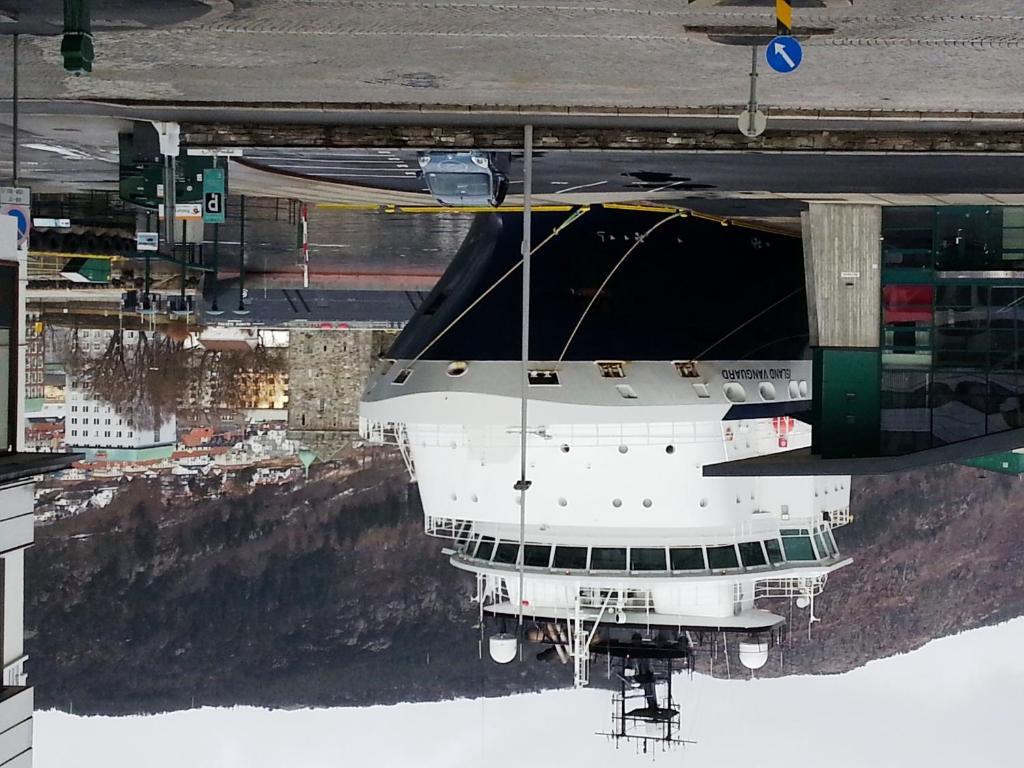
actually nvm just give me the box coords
[759,382,776,401]
[612,498,623,508]
[666,445,675,454]
[471,494,479,503]
[724,383,747,403]
[558,497,568,507]
[642,498,653,508]
[699,498,708,508]
[618,445,629,454]
[789,381,800,399]
[798,380,809,397]
[561,444,570,453]
[446,361,468,377]
[451,493,458,501]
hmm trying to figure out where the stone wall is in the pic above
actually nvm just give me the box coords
[286,330,394,461]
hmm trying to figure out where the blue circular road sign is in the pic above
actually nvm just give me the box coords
[5,209,28,241]
[765,35,803,74]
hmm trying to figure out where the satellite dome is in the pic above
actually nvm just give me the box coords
[489,633,518,664]
[738,638,770,670]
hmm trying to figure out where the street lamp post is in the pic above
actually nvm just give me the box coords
[234,195,249,315]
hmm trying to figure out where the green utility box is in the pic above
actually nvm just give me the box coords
[812,348,881,459]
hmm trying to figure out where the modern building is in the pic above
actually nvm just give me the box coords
[360,208,852,747]
[0,214,81,767]
[708,203,1024,478]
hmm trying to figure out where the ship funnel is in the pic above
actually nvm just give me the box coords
[489,633,518,664]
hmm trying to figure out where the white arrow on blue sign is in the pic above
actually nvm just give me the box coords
[765,35,803,74]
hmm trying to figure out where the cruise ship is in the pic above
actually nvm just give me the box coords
[359,205,853,747]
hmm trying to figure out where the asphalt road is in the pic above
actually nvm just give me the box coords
[239,148,1024,198]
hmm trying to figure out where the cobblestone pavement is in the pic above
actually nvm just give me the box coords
[5,1,1024,112]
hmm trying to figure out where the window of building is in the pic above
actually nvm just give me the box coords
[764,538,785,564]
[493,542,520,565]
[630,548,667,571]
[707,545,739,570]
[71,418,77,424]
[552,546,588,570]
[780,529,817,561]
[590,547,627,571]
[670,547,706,570]
[523,545,552,568]
[71,430,77,437]
[738,541,767,568]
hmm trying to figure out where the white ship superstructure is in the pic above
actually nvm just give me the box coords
[359,205,854,748]
[362,357,852,680]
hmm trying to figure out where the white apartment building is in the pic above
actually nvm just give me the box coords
[64,330,176,452]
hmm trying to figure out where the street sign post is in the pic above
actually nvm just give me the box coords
[766,35,803,74]
[136,232,159,251]
[203,168,226,224]
[186,148,243,157]
[1,187,31,252]
[158,202,203,221]
[738,109,767,138]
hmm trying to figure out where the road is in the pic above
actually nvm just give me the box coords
[238,148,1024,201]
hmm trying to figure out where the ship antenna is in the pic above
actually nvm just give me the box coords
[514,125,535,647]
[555,211,683,367]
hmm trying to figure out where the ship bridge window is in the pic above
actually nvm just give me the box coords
[707,545,740,570]
[670,547,706,571]
[822,529,838,557]
[764,538,784,565]
[814,529,833,560]
[553,546,588,570]
[493,542,521,564]
[780,529,817,561]
[738,541,767,568]
[590,547,627,571]
[523,545,552,568]
[630,548,667,571]
[474,536,495,561]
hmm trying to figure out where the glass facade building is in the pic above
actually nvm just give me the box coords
[880,207,1024,455]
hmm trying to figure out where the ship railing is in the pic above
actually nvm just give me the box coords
[824,507,853,529]
[358,418,416,479]
[366,420,731,449]
[753,574,827,600]
[425,515,474,543]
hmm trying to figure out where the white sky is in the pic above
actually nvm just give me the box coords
[36,616,1024,768]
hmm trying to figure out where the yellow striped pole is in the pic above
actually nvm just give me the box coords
[776,0,792,36]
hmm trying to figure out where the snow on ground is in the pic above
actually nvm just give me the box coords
[36,616,1024,768]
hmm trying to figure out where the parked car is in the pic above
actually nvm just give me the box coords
[418,150,511,207]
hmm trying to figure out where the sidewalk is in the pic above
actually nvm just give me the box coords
[3,1,1024,114]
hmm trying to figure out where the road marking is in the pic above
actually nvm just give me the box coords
[244,157,403,164]
[554,180,608,194]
